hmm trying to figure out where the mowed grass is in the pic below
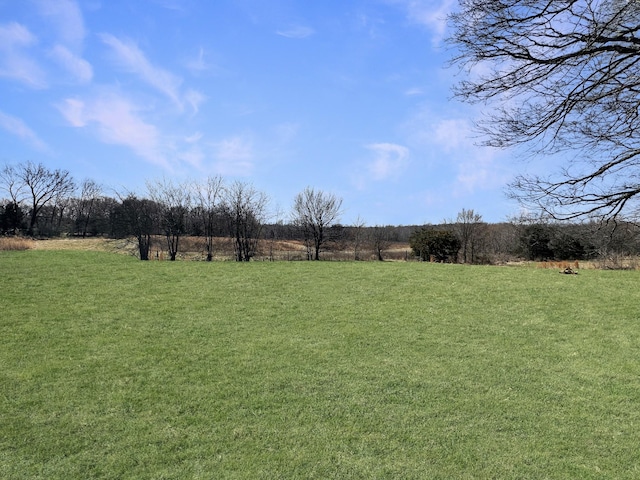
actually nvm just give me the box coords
[1,251,640,479]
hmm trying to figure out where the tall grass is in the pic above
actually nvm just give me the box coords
[0,236,34,251]
[1,250,640,478]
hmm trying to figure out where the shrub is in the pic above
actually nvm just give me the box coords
[409,228,461,262]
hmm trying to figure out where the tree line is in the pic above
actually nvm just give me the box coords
[2,161,640,263]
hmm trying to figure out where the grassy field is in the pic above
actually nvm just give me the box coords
[1,250,640,479]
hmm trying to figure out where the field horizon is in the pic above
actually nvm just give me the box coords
[2,250,639,478]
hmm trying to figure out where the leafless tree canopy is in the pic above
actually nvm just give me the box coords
[194,175,224,261]
[1,161,75,235]
[292,187,343,260]
[451,208,486,263]
[449,0,640,220]
[223,181,268,262]
[147,178,192,261]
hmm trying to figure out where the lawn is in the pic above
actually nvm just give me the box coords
[1,250,640,479]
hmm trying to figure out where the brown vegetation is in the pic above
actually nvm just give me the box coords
[0,237,34,251]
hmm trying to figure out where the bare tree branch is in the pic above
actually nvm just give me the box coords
[449,0,640,220]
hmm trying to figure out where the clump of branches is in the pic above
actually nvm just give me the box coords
[449,0,640,221]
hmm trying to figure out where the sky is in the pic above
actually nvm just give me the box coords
[0,0,527,226]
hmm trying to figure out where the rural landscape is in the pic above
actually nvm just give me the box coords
[2,160,640,478]
[4,0,640,478]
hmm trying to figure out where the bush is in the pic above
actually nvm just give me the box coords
[409,228,461,262]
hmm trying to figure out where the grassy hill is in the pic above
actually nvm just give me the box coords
[1,250,639,478]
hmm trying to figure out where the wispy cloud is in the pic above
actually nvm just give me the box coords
[99,34,182,105]
[404,87,424,96]
[57,93,169,169]
[432,118,473,152]
[276,25,315,39]
[49,44,92,83]
[0,22,46,88]
[150,0,188,11]
[403,106,508,194]
[366,143,410,181]
[99,33,205,114]
[33,0,93,84]
[186,46,208,74]
[34,0,86,49]
[184,89,206,114]
[0,110,49,151]
[212,136,255,175]
[388,0,455,45]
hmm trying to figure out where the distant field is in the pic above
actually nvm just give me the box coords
[29,236,413,262]
[2,250,640,478]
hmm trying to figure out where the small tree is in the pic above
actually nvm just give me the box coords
[73,179,102,238]
[148,179,191,261]
[291,187,343,260]
[113,195,157,261]
[410,228,461,262]
[370,225,394,261]
[451,209,486,264]
[351,215,367,260]
[194,175,224,261]
[222,181,268,262]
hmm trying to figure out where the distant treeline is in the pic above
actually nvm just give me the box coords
[2,161,640,263]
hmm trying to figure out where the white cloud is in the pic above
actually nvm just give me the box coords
[186,47,206,73]
[215,136,253,160]
[178,145,205,169]
[404,87,424,96]
[0,110,49,152]
[212,136,254,175]
[433,118,473,152]
[276,25,315,39]
[0,22,46,88]
[0,22,36,47]
[184,89,206,114]
[150,0,187,11]
[33,0,86,50]
[49,44,93,83]
[99,33,184,108]
[273,122,299,144]
[389,0,455,45]
[185,132,203,143]
[33,0,93,83]
[403,106,509,194]
[57,93,169,169]
[366,143,410,181]
[58,98,85,127]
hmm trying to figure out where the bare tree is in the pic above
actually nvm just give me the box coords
[449,0,640,220]
[223,181,268,262]
[114,194,157,261]
[0,164,23,205]
[1,162,75,236]
[73,179,102,238]
[451,209,486,264]
[370,225,394,261]
[351,215,367,260]
[148,178,191,261]
[194,175,224,261]
[291,187,343,260]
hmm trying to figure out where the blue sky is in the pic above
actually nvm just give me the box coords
[0,0,525,225]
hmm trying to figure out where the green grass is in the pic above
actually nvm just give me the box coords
[2,251,640,479]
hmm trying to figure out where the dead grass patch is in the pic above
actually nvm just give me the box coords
[0,237,34,251]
